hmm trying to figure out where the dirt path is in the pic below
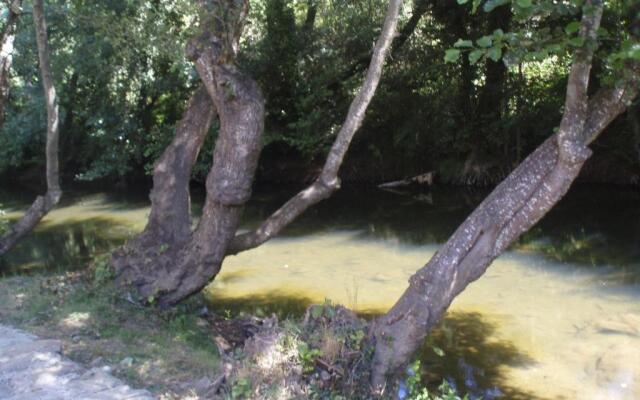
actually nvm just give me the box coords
[0,325,154,399]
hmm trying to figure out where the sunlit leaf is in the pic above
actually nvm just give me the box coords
[444,49,461,63]
[454,39,474,48]
[477,35,493,48]
[469,49,484,64]
[487,46,502,61]
[564,21,581,35]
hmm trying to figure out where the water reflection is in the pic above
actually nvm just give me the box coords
[0,218,124,275]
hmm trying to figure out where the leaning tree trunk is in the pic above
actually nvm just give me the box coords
[0,0,22,126]
[0,0,60,256]
[370,1,640,390]
[114,0,265,307]
[113,0,403,306]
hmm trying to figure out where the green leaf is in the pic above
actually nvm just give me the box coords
[487,46,503,61]
[457,0,469,4]
[568,36,585,47]
[596,27,609,37]
[311,306,323,319]
[564,21,581,35]
[476,35,493,48]
[432,346,445,357]
[516,0,532,7]
[471,0,482,13]
[545,43,564,54]
[444,49,461,63]
[469,49,484,64]
[493,29,505,40]
[454,39,474,48]
[482,0,509,12]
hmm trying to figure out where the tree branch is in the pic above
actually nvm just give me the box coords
[556,0,603,163]
[226,0,404,256]
[0,0,60,256]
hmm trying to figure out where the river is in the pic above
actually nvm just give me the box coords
[1,184,639,399]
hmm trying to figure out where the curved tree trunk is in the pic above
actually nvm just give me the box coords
[0,0,22,126]
[114,0,265,307]
[113,0,403,306]
[111,86,215,273]
[370,1,640,390]
[0,0,60,256]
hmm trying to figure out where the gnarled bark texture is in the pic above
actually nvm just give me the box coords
[110,86,215,273]
[370,1,640,390]
[113,0,265,307]
[0,0,60,256]
[112,0,403,306]
[0,0,21,126]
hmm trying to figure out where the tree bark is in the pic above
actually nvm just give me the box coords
[0,0,61,256]
[226,0,403,256]
[112,0,402,306]
[369,1,640,390]
[110,86,215,273]
[114,0,265,307]
[0,0,21,126]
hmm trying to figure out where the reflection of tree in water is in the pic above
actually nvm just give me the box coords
[0,218,128,276]
[420,311,542,400]
[243,185,640,277]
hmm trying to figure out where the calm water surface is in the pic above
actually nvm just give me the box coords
[1,184,639,399]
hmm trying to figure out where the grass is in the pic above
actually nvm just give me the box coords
[0,260,221,398]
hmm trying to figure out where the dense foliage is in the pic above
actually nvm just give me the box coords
[0,0,638,186]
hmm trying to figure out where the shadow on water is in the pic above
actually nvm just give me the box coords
[206,291,542,399]
[206,290,316,319]
[421,311,544,400]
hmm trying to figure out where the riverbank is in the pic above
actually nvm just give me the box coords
[0,264,468,399]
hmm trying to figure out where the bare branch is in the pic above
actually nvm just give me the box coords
[226,0,404,256]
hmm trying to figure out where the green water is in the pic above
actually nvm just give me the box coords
[1,184,640,399]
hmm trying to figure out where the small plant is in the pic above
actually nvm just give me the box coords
[297,341,322,373]
[0,205,9,235]
[230,377,252,399]
[400,361,469,400]
[92,257,115,284]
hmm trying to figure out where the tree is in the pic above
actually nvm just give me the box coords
[0,0,22,126]
[0,0,61,256]
[111,0,403,307]
[369,0,640,389]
